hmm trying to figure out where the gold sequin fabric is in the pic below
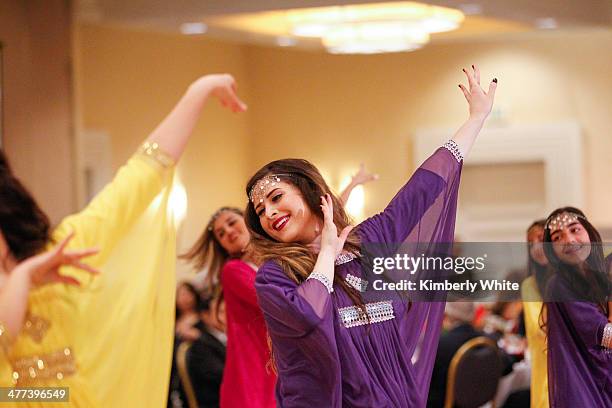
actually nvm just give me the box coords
[22,314,51,343]
[12,347,76,386]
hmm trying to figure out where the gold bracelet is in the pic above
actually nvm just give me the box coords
[138,141,175,168]
[0,321,12,355]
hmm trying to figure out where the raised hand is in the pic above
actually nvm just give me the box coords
[319,194,353,257]
[458,64,497,121]
[192,74,247,113]
[14,233,100,287]
[339,164,379,204]
[351,163,379,187]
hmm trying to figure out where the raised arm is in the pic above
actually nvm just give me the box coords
[55,74,246,263]
[145,74,246,162]
[339,164,379,205]
[454,65,497,158]
[358,65,497,247]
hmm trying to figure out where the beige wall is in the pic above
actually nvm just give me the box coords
[75,25,612,258]
[245,29,612,227]
[75,25,253,274]
[0,0,74,224]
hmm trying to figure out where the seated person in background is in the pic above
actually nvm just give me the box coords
[169,290,227,408]
[169,282,205,407]
[427,302,518,408]
[186,296,227,408]
[428,302,482,408]
[175,282,205,343]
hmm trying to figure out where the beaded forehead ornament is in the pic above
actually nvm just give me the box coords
[249,174,292,205]
[545,212,586,234]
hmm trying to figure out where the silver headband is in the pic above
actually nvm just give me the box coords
[545,212,586,234]
[249,173,292,204]
[207,207,242,231]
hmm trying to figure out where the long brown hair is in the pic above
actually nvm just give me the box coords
[180,207,243,297]
[244,158,366,312]
[0,149,51,261]
[543,207,610,315]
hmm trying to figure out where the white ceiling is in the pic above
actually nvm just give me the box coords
[77,0,612,27]
[75,0,612,49]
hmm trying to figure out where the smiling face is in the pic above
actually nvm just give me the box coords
[212,211,250,256]
[253,180,320,244]
[549,213,591,266]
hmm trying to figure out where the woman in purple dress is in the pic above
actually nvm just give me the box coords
[242,66,497,407]
[542,207,612,408]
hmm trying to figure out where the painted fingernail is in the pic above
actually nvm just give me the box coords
[493,78,498,83]
[458,85,462,88]
[471,64,474,69]
[462,68,466,72]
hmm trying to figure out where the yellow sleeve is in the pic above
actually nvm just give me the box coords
[521,277,549,408]
[0,321,13,387]
[53,143,175,268]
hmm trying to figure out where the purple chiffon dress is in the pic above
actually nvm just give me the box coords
[545,275,612,408]
[255,145,463,407]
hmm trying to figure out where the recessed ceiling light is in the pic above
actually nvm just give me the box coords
[276,36,297,47]
[180,22,208,35]
[535,17,558,30]
[458,3,483,16]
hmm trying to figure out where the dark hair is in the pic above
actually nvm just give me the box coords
[244,158,365,313]
[175,282,203,319]
[0,149,51,261]
[526,219,551,296]
[197,293,213,313]
[543,207,609,315]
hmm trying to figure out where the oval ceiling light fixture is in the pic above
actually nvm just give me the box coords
[288,2,464,54]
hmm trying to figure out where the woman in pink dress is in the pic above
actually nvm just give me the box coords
[183,207,276,408]
[183,166,377,407]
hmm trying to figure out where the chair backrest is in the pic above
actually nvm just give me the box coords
[176,341,199,408]
[444,336,502,408]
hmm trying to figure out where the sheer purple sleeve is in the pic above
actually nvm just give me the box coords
[547,301,608,348]
[358,145,462,248]
[358,144,463,394]
[255,261,333,338]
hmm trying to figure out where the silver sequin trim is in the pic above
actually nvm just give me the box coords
[346,274,368,292]
[307,273,334,294]
[442,140,464,163]
[335,252,358,266]
[602,323,612,349]
[338,300,395,328]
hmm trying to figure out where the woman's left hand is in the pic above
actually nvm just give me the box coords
[319,194,353,257]
[458,64,497,121]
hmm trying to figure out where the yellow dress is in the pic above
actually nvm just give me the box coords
[521,276,549,408]
[0,143,176,407]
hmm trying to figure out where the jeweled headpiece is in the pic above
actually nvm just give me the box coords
[249,174,292,204]
[545,212,586,234]
[206,207,242,231]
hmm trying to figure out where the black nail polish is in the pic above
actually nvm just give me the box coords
[493,78,498,83]
[462,68,466,72]
[471,64,474,69]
